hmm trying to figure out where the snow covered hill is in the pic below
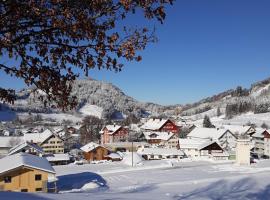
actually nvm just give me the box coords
[1,78,171,122]
[180,77,270,126]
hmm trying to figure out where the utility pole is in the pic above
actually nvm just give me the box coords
[132,141,134,167]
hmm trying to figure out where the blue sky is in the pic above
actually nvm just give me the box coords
[1,0,270,105]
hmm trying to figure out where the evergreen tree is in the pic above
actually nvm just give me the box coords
[203,115,213,128]
[217,107,221,117]
[261,122,269,129]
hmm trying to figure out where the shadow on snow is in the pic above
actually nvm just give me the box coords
[173,177,257,200]
[53,172,108,192]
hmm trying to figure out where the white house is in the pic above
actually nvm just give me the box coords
[251,129,270,157]
[187,127,237,153]
[179,138,228,160]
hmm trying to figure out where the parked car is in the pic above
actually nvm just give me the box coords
[250,157,259,164]
[261,155,270,159]
[74,160,84,165]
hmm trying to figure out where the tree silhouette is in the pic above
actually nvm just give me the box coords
[0,0,174,110]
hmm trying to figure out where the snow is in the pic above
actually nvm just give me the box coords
[143,131,174,141]
[0,153,55,174]
[138,147,185,156]
[8,141,44,155]
[102,125,122,135]
[80,142,103,152]
[17,112,83,123]
[0,136,24,148]
[179,138,218,150]
[23,129,53,144]
[141,118,169,130]
[219,124,253,135]
[121,152,144,166]
[251,83,270,97]
[187,127,228,140]
[105,152,122,159]
[2,159,270,199]
[45,154,70,162]
[79,104,103,119]
[214,112,270,127]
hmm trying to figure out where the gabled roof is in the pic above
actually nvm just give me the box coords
[0,153,55,175]
[143,131,175,141]
[80,142,106,152]
[221,125,254,135]
[179,138,221,150]
[8,141,44,155]
[141,119,170,130]
[252,128,269,138]
[23,129,57,144]
[138,147,185,156]
[101,125,122,135]
[187,127,232,140]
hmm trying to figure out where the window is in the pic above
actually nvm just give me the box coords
[4,176,11,183]
[35,174,42,181]
[21,189,28,192]
[35,188,42,192]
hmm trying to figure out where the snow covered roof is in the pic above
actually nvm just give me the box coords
[45,154,70,162]
[23,129,57,144]
[252,128,269,138]
[141,119,170,130]
[138,147,185,156]
[80,142,105,152]
[179,138,220,150]
[0,153,55,175]
[8,141,44,155]
[143,131,175,141]
[187,127,230,140]
[0,136,24,148]
[105,152,122,159]
[220,125,254,135]
[102,125,122,135]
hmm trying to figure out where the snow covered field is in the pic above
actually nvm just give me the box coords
[2,159,270,199]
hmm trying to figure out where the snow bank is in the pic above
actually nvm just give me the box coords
[121,152,144,166]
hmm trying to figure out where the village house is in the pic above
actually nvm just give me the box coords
[263,130,270,157]
[221,125,256,137]
[142,131,179,148]
[0,153,56,193]
[251,129,270,157]
[141,118,179,134]
[179,138,229,160]
[44,153,71,166]
[100,125,129,144]
[24,129,64,154]
[80,142,110,162]
[187,127,237,153]
[8,141,44,156]
[138,146,185,160]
